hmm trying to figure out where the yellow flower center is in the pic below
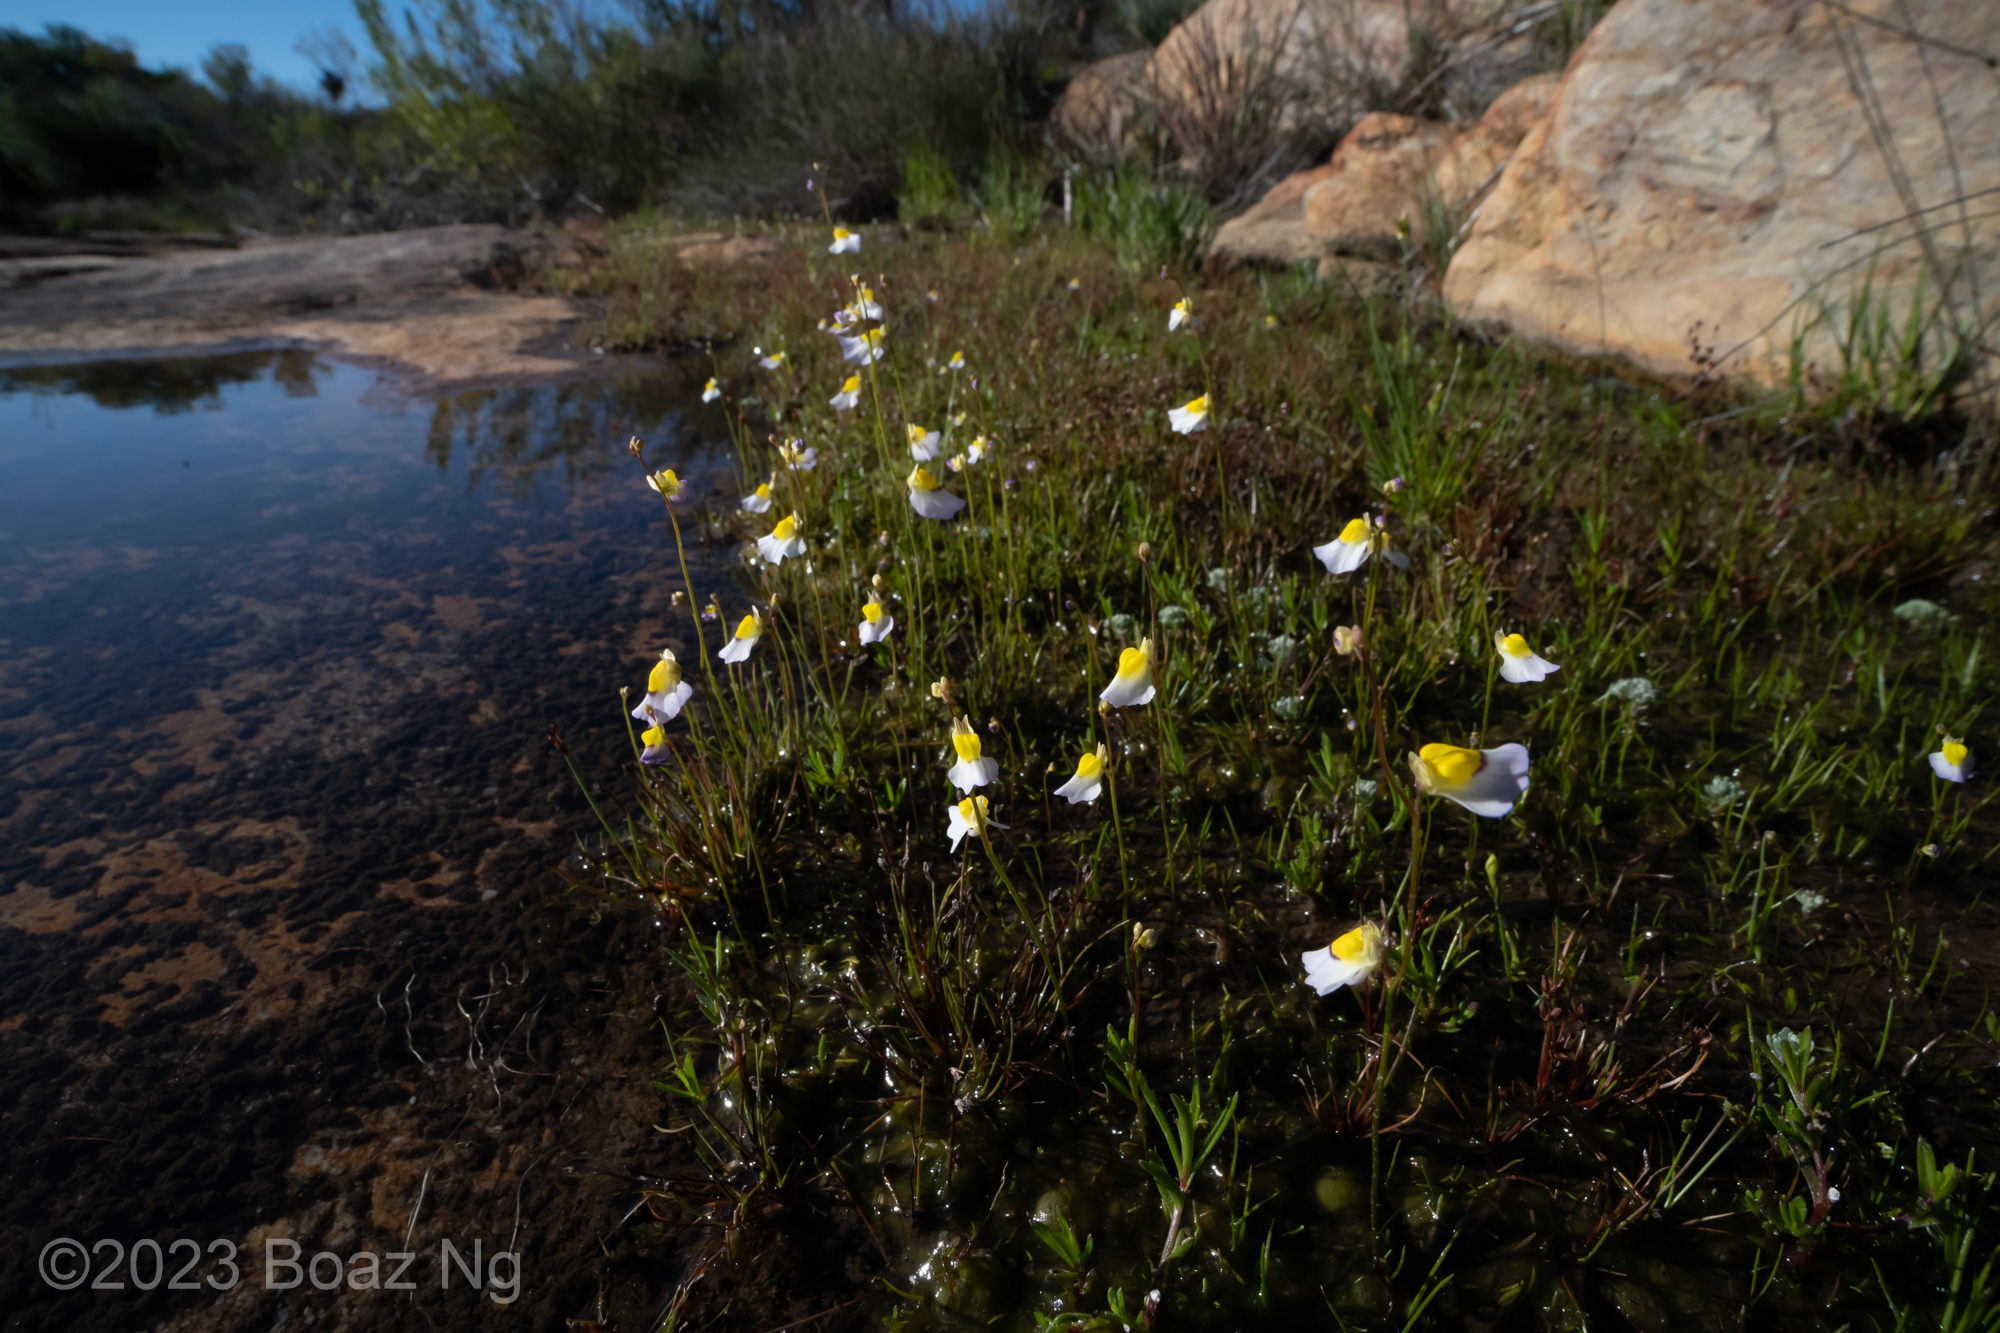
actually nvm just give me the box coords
[908,424,929,444]
[1330,926,1373,962]
[841,376,860,393]
[648,658,681,692]
[1944,740,1969,767]
[957,795,988,822]
[772,515,797,541]
[1500,633,1531,658]
[863,602,882,623]
[755,482,772,500]
[1338,517,1371,544]
[1116,646,1149,678]
[952,733,982,761]
[1174,299,1190,315]
[642,726,665,746]
[1185,395,1208,415]
[704,378,716,390]
[834,228,850,239]
[1418,743,1485,785]
[1076,752,1103,779]
[734,615,760,640]
[909,467,939,492]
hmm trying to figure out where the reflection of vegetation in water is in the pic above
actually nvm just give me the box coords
[423,376,689,500]
[557,227,2000,1332]
[0,349,329,413]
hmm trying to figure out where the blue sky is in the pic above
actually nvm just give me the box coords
[12,0,376,94]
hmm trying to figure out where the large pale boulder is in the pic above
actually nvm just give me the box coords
[1207,72,1556,266]
[1305,73,1558,258]
[1146,0,1483,184]
[1443,0,2000,391]
[1208,161,1344,264]
[1052,51,1154,159]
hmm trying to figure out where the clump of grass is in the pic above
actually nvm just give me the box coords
[552,214,2000,1332]
[1072,163,1214,275]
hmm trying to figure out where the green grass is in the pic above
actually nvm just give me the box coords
[552,216,2000,1332]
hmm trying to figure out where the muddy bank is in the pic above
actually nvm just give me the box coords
[0,226,597,391]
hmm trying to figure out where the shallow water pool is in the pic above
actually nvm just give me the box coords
[0,350,724,1330]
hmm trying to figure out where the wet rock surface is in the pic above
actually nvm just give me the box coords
[0,225,595,392]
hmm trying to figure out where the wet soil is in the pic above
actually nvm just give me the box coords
[0,351,812,1331]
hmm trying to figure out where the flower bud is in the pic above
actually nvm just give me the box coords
[1136,541,1152,563]
[627,435,645,459]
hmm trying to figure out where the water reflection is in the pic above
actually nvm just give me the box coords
[0,350,720,1329]
[423,376,692,499]
[0,348,331,412]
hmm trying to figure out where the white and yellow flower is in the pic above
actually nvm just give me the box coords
[1313,516,1409,575]
[907,465,966,520]
[946,794,1007,850]
[756,347,787,370]
[843,285,883,320]
[776,440,817,472]
[945,350,966,372]
[1407,742,1531,818]
[829,226,861,254]
[632,649,693,726]
[947,716,1000,793]
[640,724,673,765]
[1931,734,1974,783]
[1054,745,1107,804]
[702,378,721,403]
[1168,297,1192,332]
[1067,277,1081,291]
[839,327,886,365]
[907,424,941,460]
[968,436,991,464]
[1100,638,1156,707]
[756,513,806,566]
[647,468,688,502]
[719,608,764,663]
[1333,624,1365,657]
[1494,631,1560,684]
[857,600,894,645]
[946,452,970,473]
[1167,394,1209,435]
[741,474,776,514]
[1302,922,1383,995]
[829,375,862,411]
